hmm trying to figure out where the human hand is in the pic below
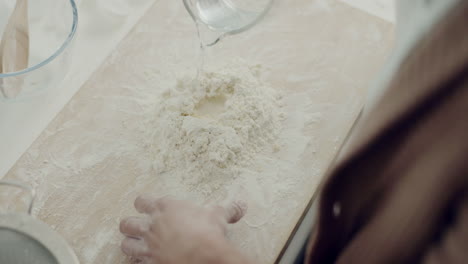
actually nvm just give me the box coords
[119,195,250,264]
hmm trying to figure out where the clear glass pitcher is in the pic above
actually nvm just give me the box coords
[183,0,274,45]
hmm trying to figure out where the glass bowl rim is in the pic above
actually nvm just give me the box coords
[0,0,78,78]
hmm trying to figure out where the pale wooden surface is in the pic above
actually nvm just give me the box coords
[1,0,394,263]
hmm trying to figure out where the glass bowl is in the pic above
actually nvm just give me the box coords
[0,0,78,100]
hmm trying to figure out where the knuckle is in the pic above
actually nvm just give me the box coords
[120,239,131,255]
[120,218,131,233]
[135,194,175,213]
[121,238,149,257]
[154,196,180,211]
[136,221,149,234]
[134,195,148,208]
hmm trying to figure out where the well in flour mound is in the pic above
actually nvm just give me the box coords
[151,64,283,194]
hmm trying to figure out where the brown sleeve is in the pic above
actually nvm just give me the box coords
[320,60,468,264]
[421,192,468,264]
[306,1,468,263]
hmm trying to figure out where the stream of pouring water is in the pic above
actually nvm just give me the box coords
[195,22,206,82]
[194,19,225,83]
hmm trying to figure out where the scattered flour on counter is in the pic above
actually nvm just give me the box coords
[149,63,284,194]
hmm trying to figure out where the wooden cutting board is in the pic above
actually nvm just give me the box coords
[1,0,394,263]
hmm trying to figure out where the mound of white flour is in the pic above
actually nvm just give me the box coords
[150,64,284,193]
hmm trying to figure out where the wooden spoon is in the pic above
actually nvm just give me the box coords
[0,0,29,98]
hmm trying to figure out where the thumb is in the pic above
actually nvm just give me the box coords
[215,200,248,224]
